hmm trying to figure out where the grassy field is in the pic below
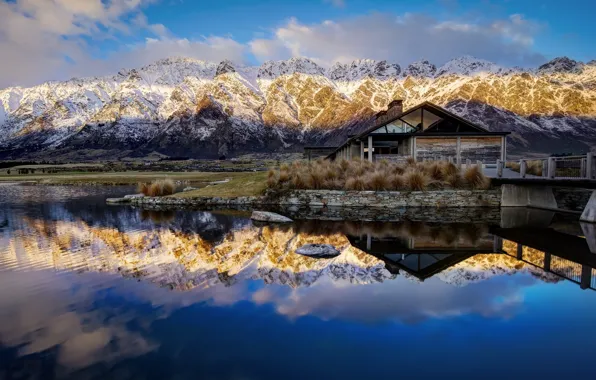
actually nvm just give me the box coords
[172,171,269,198]
[0,171,263,186]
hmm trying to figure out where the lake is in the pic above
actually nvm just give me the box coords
[1,184,595,379]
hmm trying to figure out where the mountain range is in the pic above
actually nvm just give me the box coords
[1,55,595,160]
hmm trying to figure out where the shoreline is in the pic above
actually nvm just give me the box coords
[127,189,502,209]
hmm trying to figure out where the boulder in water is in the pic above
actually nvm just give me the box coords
[295,244,341,258]
[250,211,293,223]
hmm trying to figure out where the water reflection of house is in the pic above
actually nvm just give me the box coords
[491,226,596,291]
[347,233,497,280]
[326,101,510,164]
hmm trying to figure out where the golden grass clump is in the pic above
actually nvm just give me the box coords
[404,170,428,191]
[266,158,492,192]
[441,161,458,177]
[345,176,366,191]
[464,165,491,189]
[137,182,149,195]
[366,171,390,191]
[139,179,176,196]
[389,174,405,190]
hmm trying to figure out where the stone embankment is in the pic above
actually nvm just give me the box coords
[128,189,501,208]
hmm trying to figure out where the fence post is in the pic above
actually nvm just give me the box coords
[581,158,586,178]
[497,160,503,178]
[548,157,556,179]
[586,153,594,179]
[542,160,548,178]
[520,159,527,178]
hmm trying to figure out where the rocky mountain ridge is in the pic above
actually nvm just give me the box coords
[1,55,595,159]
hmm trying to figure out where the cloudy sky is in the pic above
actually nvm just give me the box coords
[1,0,595,87]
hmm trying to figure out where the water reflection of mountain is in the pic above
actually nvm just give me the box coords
[2,205,574,291]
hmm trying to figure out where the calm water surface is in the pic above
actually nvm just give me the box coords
[0,184,595,379]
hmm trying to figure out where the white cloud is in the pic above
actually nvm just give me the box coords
[0,0,164,87]
[0,3,548,88]
[249,13,546,68]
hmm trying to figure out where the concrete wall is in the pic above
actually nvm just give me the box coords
[415,137,457,160]
[460,137,501,163]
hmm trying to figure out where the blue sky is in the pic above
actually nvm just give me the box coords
[1,0,595,87]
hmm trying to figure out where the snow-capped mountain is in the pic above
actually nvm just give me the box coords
[1,55,595,159]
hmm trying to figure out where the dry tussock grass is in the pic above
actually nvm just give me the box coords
[138,179,176,196]
[267,159,491,192]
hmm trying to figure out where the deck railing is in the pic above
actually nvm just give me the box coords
[497,153,595,180]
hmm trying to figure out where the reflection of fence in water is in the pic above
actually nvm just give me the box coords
[550,256,583,284]
[501,239,595,290]
[521,247,545,268]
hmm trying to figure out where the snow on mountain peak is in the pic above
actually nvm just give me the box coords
[403,60,437,78]
[257,57,325,79]
[328,59,401,81]
[435,56,502,77]
[537,57,584,74]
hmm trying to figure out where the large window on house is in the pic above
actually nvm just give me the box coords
[371,120,417,134]
[422,109,443,129]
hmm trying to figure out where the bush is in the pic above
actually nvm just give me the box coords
[266,158,492,192]
[138,179,176,196]
[463,165,490,189]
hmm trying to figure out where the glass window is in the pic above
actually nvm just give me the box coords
[370,120,417,134]
[401,108,422,130]
[422,109,443,130]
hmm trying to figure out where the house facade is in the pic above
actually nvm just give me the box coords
[328,100,509,164]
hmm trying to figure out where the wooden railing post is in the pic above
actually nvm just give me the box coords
[581,158,586,178]
[548,157,556,179]
[520,159,527,178]
[497,160,503,178]
[542,160,548,178]
[586,152,594,179]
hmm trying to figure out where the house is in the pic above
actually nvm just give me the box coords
[327,100,509,164]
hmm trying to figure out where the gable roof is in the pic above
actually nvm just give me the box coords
[357,101,489,138]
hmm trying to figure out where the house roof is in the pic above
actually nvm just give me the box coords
[328,101,509,158]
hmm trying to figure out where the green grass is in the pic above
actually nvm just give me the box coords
[0,171,260,186]
[172,171,269,198]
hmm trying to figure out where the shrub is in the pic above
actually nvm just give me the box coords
[137,182,149,195]
[278,169,290,183]
[266,158,491,192]
[366,171,390,191]
[441,161,458,177]
[389,174,405,190]
[404,170,428,191]
[464,166,490,189]
[345,176,366,191]
[139,179,176,196]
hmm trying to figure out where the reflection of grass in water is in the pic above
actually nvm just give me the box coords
[291,220,489,247]
[140,209,175,223]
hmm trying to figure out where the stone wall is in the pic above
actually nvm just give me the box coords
[460,137,501,163]
[132,189,501,209]
[553,188,593,212]
[415,138,457,161]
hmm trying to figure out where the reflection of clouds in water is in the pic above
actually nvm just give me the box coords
[251,275,537,324]
[0,262,539,371]
[0,271,161,371]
